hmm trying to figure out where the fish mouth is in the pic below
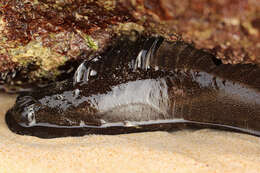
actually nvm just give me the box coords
[5,34,260,138]
[6,109,260,139]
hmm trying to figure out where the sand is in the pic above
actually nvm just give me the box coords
[0,93,260,173]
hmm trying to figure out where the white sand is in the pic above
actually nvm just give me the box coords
[0,93,260,173]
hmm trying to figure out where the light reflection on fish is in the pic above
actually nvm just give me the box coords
[5,33,260,138]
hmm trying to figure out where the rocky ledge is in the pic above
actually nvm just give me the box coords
[0,0,259,92]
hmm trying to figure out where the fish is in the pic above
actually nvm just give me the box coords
[5,33,260,138]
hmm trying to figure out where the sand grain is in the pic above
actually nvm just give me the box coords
[0,94,260,173]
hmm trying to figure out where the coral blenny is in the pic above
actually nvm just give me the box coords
[5,34,260,138]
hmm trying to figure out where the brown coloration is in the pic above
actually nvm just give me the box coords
[149,0,260,64]
[121,0,260,64]
[0,0,136,91]
[0,0,259,91]
[1,0,132,44]
[6,34,260,138]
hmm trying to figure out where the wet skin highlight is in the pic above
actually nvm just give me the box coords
[5,34,260,138]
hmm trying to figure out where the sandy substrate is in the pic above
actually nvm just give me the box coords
[0,93,260,173]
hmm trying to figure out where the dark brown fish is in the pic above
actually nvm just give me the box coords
[5,34,260,138]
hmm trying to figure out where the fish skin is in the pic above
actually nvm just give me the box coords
[5,34,260,138]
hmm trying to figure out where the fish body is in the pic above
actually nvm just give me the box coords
[6,34,260,138]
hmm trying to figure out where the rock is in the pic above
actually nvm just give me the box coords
[0,0,259,92]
